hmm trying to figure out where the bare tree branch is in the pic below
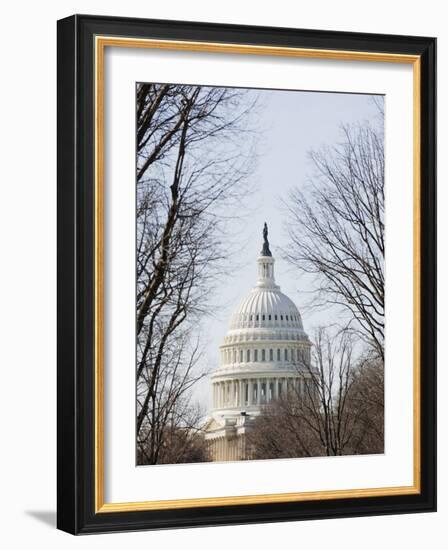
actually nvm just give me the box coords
[284,121,385,359]
[247,327,384,459]
[135,83,259,464]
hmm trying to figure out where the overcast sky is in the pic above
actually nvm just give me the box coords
[190,87,383,412]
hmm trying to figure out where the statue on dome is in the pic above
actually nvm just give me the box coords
[261,222,272,256]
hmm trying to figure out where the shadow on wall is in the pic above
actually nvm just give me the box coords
[25,510,56,528]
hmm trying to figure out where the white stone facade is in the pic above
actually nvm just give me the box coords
[205,235,312,461]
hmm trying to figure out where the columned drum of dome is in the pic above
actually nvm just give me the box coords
[205,226,312,461]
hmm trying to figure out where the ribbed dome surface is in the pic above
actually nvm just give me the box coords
[230,287,303,330]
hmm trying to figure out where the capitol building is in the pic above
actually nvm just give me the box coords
[205,224,313,461]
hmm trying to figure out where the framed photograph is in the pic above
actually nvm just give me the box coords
[57,14,436,534]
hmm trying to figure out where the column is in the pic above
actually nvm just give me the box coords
[275,378,279,399]
[239,379,243,407]
[257,379,261,405]
[248,380,252,405]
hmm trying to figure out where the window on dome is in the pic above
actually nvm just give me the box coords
[269,349,273,361]
[254,349,258,361]
[286,315,289,321]
[280,315,283,320]
[262,314,265,321]
[268,314,271,320]
[284,349,288,361]
[277,349,281,361]
[246,349,251,362]
[240,349,243,362]
[275,314,278,320]
[256,314,259,321]
[250,315,253,321]
[262,349,266,361]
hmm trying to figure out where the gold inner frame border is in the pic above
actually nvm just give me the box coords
[94,35,421,513]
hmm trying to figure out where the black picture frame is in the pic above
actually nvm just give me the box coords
[57,14,436,534]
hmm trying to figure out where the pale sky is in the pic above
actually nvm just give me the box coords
[190,88,383,412]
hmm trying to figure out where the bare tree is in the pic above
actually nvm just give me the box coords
[344,356,384,454]
[247,400,322,460]
[301,328,358,456]
[248,327,384,459]
[138,398,210,465]
[285,121,385,358]
[136,83,258,464]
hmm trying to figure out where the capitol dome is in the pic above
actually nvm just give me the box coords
[205,224,313,462]
[230,288,304,331]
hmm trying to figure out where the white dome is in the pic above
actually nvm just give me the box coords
[205,225,314,461]
[224,251,307,341]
